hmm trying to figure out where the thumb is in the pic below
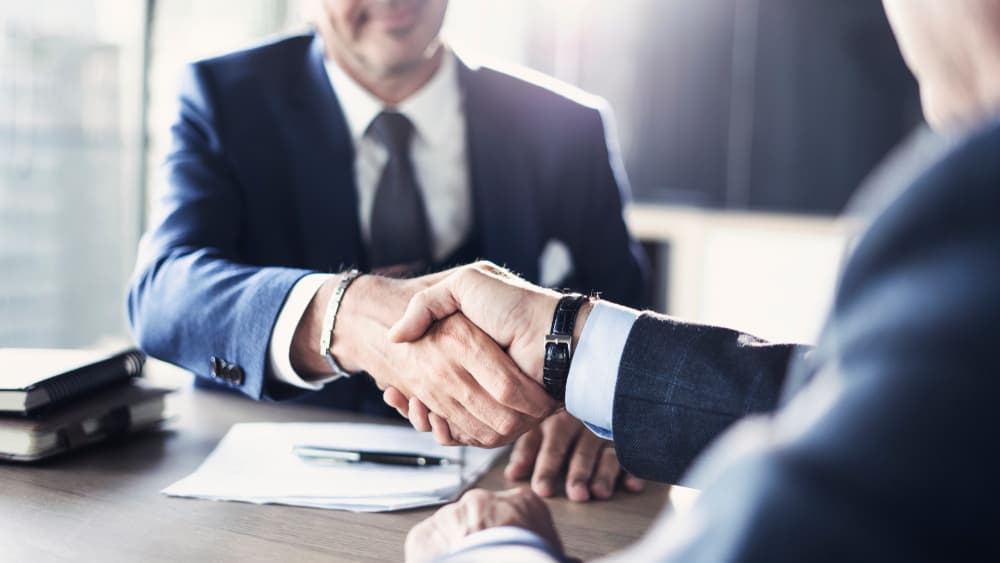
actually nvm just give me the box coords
[388,279,463,343]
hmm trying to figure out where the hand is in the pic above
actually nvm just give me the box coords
[291,273,554,448]
[505,411,645,502]
[388,261,581,386]
[383,392,645,501]
[405,488,562,563]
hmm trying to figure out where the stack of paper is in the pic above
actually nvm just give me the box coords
[163,422,505,512]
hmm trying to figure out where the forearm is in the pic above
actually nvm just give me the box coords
[290,274,420,377]
[610,313,804,484]
[127,245,311,399]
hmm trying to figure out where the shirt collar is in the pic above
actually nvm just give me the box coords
[324,49,461,147]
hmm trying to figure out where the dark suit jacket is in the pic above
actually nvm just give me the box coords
[603,119,1000,561]
[126,33,646,412]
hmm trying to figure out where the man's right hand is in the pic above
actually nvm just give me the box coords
[388,262,586,386]
[290,273,555,448]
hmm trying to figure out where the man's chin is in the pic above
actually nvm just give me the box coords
[368,44,440,77]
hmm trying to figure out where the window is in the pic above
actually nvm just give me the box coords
[0,1,146,347]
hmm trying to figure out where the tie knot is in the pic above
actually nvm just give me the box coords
[369,111,414,154]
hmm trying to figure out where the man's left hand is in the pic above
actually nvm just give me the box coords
[505,411,644,502]
[384,390,646,502]
[405,488,561,563]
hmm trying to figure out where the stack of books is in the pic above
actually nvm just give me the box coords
[0,348,171,462]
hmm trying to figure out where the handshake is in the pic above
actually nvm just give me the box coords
[295,261,642,502]
[381,261,580,447]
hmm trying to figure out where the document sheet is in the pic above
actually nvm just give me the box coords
[162,422,505,512]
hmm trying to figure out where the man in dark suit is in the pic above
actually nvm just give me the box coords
[127,0,646,501]
[391,0,1000,560]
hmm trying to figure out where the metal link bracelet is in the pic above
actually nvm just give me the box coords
[318,269,363,376]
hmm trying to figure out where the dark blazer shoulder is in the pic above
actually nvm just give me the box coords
[190,32,314,83]
[457,53,610,130]
[836,119,1000,307]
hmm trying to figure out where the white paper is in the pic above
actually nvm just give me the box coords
[163,423,505,512]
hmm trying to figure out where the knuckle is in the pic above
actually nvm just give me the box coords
[462,488,491,505]
[495,378,518,405]
[495,414,519,437]
[482,433,504,449]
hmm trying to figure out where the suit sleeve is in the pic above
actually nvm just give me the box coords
[564,105,649,308]
[126,62,311,400]
[611,314,805,484]
[603,151,1000,561]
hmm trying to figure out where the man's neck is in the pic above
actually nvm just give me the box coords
[330,45,444,106]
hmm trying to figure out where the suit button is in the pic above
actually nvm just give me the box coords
[227,365,245,385]
[210,356,224,377]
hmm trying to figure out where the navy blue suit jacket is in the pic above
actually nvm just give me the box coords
[601,121,1000,560]
[127,34,646,412]
[450,122,1000,563]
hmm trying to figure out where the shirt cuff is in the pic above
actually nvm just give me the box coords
[445,526,559,560]
[565,301,639,440]
[268,273,342,390]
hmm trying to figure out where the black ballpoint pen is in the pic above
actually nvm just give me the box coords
[292,445,461,467]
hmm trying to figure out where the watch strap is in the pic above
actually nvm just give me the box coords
[542,293,588,402]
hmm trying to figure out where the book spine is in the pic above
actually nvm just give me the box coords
[38,350,146,407]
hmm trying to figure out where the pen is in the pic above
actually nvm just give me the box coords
[292,445,461,467]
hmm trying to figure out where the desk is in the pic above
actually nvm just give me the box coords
[0,362,687,562]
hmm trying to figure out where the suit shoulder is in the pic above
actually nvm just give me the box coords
[838,121,1000,306]
[878,121,1000,233]
[188,33,313,83]
[459,52,609,121]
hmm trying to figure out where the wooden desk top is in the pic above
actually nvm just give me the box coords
[0,362,682,562]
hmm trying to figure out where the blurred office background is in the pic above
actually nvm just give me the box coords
[0,0,921,348]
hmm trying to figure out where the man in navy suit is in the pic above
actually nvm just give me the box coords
[127,0,647,501]
[392,0,1000,560]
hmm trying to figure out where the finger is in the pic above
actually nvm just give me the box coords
[531,426,575,498]
[505,427,542,481]
[623,473,646,493]
[418,372,502,447]
[429,413,460,446]
[564,432,604,502]
[409,396,432,433]
[462,324,553,420]
[431,383,508,447]
[590,447,622,500]
[383,387,409,418]
[388,280,462,343]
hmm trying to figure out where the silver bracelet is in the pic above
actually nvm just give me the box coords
[318,269,363,376]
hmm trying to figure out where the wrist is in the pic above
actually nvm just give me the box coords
[573,300,595,350]
[513,292,594,387]
[329,274,419,374]
[289,276,339,375]
[518,291,562,385]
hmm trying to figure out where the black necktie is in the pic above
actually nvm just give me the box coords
[367,111,433,272]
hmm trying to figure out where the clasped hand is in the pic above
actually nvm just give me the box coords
[382,262,642,501]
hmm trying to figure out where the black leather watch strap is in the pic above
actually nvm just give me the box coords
[542,293,588,402]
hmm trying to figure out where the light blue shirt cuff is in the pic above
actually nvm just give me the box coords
[565,301,640,441]
[443,526,559,561]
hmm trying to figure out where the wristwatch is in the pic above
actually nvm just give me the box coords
[542,293,589,402]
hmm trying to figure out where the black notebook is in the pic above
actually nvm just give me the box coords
[0,348,145,415]
[0,381,171,462]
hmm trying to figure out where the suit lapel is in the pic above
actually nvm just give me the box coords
[458,58,542,282]
[282,34,365,272]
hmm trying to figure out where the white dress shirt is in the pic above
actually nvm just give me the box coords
[268,50,471,388]
[564,301,641,438]
[440,301,641,557]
